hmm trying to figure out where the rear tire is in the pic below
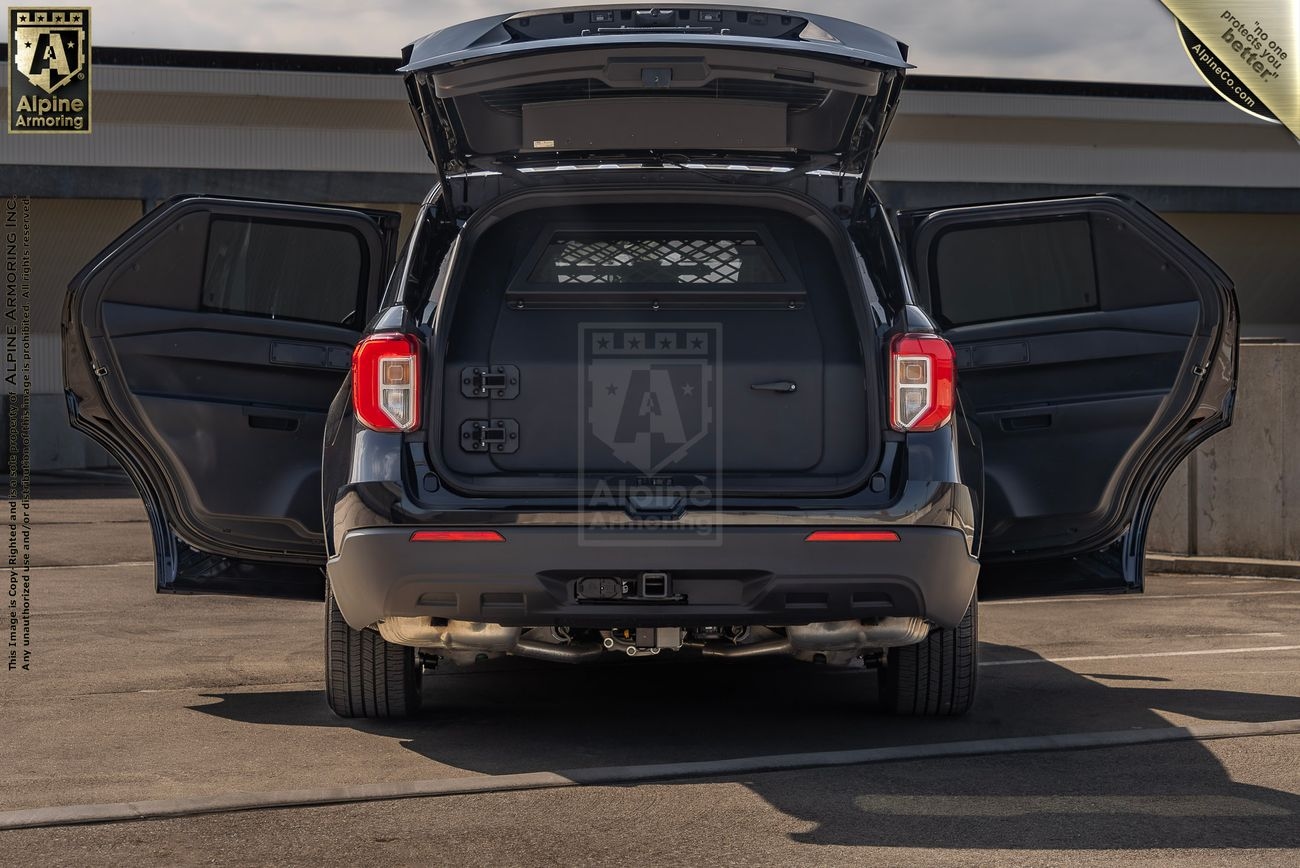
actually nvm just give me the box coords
[879,598,978,716]
[325,580,421,719]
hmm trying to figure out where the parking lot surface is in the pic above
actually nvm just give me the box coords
[2,482,1298,866]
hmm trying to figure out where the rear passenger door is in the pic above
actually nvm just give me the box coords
[64,196,399,598]
[899,195,1236,592]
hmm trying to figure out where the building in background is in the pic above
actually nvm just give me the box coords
[2,49,1298,540]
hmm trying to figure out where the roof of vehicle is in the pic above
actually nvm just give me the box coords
[399,4,912,73]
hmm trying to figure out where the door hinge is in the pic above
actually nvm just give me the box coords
[461,419,520,454]
[460,365,520,399]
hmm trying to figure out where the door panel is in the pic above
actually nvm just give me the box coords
[64,196,399,598]
[901,195,1237,592]
[104,307,353,548]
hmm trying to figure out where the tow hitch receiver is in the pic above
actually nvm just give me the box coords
[575,572,678,602]
[640,572,670,598]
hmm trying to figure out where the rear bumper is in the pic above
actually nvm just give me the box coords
[327,524,979,632]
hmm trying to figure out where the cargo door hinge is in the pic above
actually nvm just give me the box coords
[461,419,520,453]
[461,365,520,399]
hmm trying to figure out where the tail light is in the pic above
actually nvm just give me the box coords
[890,333,956,432]
[352,333,421,432]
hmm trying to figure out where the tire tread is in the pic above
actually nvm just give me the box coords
[325,582,420,719]
[880,599,978,717]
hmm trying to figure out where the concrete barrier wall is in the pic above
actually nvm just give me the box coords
[1148,342,1299,559]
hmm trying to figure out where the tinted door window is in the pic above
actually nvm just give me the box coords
[927,212,1197,327]
[202,217,366,327]
[932,217,1097,326]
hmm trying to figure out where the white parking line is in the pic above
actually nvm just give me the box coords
[982,644,1300,667]
[983,589,1300,605]
[31,561,151,571]
[1162,573,1300,584]
[851,793,1288,817]
[2,718,1297,831]
[1185,579,1285,585]
[1181,631,1286,638]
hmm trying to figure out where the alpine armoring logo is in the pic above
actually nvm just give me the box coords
[584,324,717,476]
[579,322,722,543]
[8,7,91,133]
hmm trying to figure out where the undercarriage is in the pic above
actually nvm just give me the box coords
[376,617,932,667]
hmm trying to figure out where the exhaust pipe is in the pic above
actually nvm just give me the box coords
[512,639,605,663]
[701,639,794,659]
[378,618,605,663]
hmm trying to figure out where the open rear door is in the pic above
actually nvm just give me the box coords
[64,196,399,599]
[899,195,1237,594]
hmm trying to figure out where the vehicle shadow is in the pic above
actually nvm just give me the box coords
[192,643,1300,850]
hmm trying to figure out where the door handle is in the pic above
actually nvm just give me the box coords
[244,407,302,432]
[1000,413,1052,432]
[751,381,798,393]
[270,341,351,371]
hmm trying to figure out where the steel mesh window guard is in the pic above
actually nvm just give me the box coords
[530,236,783,284]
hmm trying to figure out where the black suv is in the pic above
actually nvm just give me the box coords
[63,5,1237,719]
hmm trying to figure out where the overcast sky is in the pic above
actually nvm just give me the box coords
[79,0,1200,85]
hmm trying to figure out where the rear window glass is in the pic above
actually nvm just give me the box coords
[933,218,1098,326]
[528,233,784,285]
[202,216,366,327]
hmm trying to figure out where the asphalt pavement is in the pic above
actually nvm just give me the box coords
[1,482,1297,866]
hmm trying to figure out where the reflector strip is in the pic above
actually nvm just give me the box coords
[804,530,900,542]
[410,530,506,542]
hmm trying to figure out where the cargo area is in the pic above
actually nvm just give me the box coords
[430,193,880,495]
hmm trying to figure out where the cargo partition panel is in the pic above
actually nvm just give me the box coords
[440,208,872,491]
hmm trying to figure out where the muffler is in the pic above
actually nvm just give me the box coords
[377,618,520,651]
[377,618,606,663]
[786,618,929,651]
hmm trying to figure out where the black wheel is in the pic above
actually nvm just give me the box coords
[325,580,421,719]
[879,598,978,716]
